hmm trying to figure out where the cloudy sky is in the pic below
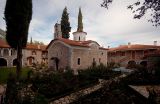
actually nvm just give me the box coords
[0,0,160,47]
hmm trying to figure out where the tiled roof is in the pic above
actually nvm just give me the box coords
[0,39,47,51]
[47,38,90,49]
[26,44,47,51]
[47,38,108,50]
[99,47,108,50]
[108,44,160,52]
[57,38,90,47]
[0,39,10,48]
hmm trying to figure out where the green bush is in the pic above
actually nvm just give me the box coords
[0,67,31,84]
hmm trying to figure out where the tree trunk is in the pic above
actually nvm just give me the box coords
[16,40,22,80]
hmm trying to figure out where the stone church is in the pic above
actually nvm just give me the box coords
[47,8,108,72]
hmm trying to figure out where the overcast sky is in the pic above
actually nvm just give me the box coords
[0,0,160,47]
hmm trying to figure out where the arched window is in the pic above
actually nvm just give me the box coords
[32,51,36,55]
[140,61,147,67]
[27,57,35,65]
[77,58,80,65]
[99,58,101,63]
[11,49,16,56]
[3,49,9,56]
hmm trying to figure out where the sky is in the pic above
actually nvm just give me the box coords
[0,0,160,48]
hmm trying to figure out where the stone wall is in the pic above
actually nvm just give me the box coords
[48,42,70,70]
[71,47,107,70]
[50,84,101,104]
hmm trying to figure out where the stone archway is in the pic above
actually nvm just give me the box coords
[51,57,59,70]
[127,60,136,69]
[13,59,17,66]
[140,61,147,67]
[0,58,7,67]
[27,56,35,66]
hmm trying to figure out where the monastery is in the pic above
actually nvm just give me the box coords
[1,8,160,71]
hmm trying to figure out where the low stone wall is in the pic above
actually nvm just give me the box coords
[50,73,128,104]
[50,84,101,104]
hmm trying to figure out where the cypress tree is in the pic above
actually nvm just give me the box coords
[4,0,32,80]
[77,8,83,32]
[61,7,71,39]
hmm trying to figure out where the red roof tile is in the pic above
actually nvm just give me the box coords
[0,39,47,51]
[26,44,47,51]
[47,38,108,50]
[47,38,89,49]
[0,39,10,48]
[108,44,160,52]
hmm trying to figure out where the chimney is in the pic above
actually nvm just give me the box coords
[38,45,40,49]
[154,41,157,46]
[128,42,131,48]
[108,46,110,49]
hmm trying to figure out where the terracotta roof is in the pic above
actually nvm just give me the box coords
[0,39,47,51]
[108,44,160,52]
[47,38,108,50]
[0,39,10,48]
[99,47,108,50]
[26,44,47,51]
[47,38,89,49]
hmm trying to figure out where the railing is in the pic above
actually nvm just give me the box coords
[119,56,130,63]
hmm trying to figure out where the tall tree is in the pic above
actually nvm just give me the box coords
[101,0,160,26]
[61,7,71,39]
[4,0,32,79]
[77,8,83,32]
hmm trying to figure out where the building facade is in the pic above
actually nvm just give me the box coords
[108,42,160,67]
[0,39,48,67]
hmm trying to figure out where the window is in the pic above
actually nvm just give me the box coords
[77,58,80,65]
[0,49,1,56]
[93,58,95,62]
[101,52,103,55]
[32,51,36,55]
[11,49,16,56]
[120,52,125,56]
[99,58,101,63]
[4,49,9,56]
[79,36,80,41]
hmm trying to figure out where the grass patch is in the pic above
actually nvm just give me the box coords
[0,67,31,84]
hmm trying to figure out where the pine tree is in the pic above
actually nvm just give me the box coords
[4,0,32,79]
[61,7,71,39]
